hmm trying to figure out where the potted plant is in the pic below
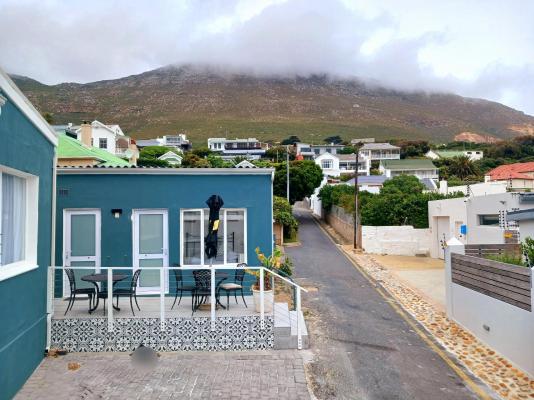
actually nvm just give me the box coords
[248,247,291,313]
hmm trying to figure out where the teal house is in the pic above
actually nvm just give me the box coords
[0,69,57,399]
[54,167,274,296]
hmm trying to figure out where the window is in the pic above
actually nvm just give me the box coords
[479,214,500,226]
[99,138,107,149]
[321,160,333,169]
[181,209,246,265]
[0,167,38,280]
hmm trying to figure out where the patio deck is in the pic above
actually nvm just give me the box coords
[52,295,264,319]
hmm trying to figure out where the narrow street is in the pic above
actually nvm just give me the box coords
[287,209,489,400]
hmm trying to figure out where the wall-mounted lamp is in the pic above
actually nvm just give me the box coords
[0,94,6,117]
[111,208,123,219]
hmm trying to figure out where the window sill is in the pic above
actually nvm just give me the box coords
[0,262,39,282]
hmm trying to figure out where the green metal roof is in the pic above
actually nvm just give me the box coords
[434,150,465,158]
[57,132,130,167]
[381,158,437,170]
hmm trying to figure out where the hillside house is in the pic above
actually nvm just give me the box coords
[315,153,370,177]
[425,149,483,161]
[157,151,183,166]
[56,133,131,168]
[484,162,534,191]
[379,159,438,180]
[207,138,267,160]
[359,143,400,161]
[136,134,191,152]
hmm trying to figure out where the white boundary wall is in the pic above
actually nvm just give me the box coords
[362,226,431,256]
[445,240,534,376]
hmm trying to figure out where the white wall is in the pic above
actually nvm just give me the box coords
[445,244,534,376]
[362,226,431,256]
[439,180,507,196]
[77,125,117,154]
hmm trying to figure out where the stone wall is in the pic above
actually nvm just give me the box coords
[324,205,432,256]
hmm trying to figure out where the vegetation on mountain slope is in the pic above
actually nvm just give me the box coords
[11,65,534,146]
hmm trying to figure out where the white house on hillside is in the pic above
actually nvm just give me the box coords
[315,152,370,177]
[380,159,438,180]
[73,120,126,155]
[157,151,182,166]
[359,143,400,161]
[425,149,483,161]
[136,134,191,151]
[207,138,267,160]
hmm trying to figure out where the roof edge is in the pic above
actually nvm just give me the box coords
[57,167,275,176]
[0,68,58,146]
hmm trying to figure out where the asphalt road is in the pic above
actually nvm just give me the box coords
[287,209,487,400]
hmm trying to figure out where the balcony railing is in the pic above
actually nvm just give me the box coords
[47,265,308,350]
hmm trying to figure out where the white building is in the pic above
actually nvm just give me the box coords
[72,120,126,156]
[428,192,530,258]
[379,159,439,180]
[136,134,191,151]
[425,149,483,161]
[157,151,182,166]
[207,138,267,160]
[315,152,370,177]
[437,180,508,196]
[359,143,400,161]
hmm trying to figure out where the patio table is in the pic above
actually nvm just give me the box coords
[81,273,128,313]
[195,271,229,310]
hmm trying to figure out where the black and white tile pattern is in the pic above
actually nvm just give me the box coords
[51,316,274,352]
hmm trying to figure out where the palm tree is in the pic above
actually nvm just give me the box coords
[448,155,478,180]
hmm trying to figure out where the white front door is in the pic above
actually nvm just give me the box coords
[63,210,101,297]
[133,209,169,294]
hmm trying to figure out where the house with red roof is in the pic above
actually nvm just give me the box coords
[485,162,534,191]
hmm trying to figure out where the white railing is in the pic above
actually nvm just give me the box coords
[47,265,308,349]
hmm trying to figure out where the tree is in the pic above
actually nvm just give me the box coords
[273,196,298,237]
[393,140,430,158]
[380,175,425,195]
[265,146,295,162]
[41,112,54,124]
[324,135,343,144]
[137,146,181,168]
[181,153,210,167]
[448,155,479,180]
[274,160,323,204]
[281,135,301,145]
[207,154,233,168]
[192,147,213,158]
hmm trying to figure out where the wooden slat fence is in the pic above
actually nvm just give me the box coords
[464,244,521,258]
[451,253,531,311]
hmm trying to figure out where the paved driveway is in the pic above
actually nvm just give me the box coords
[16,351,309,400]
[287,209,489,400]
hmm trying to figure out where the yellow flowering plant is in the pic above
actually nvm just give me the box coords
[248,247,289,290]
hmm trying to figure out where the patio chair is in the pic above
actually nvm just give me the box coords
[217,263,247,310]
[171,267,196,311]
[192,269,212,315]
[64,268,96,315]
[112,269,142,316]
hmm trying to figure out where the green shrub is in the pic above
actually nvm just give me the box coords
[485,254,525,267]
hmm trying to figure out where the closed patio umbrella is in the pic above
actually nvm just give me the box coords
[205,194,224,261]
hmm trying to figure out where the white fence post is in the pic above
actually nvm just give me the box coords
[296,287,302,350]
[210,265,216,330]
[444,238,464,318]
[107,268,113,332]
[260,268,265,329]
[46,266,54,350]
[160,267,165,331]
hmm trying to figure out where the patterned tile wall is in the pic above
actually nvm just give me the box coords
[51,316,274,352]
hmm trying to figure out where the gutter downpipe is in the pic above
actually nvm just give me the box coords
[47,153,58,350]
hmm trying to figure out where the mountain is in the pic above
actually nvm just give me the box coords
[11,65,534,145]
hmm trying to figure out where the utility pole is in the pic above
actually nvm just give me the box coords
[353,143,362,250]
[286,145,290,202]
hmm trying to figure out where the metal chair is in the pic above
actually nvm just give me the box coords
[113,269,142,316]
[64,268,96,315]
[192,270,212,315]
[171,268,196,310]
[218,263,248,310]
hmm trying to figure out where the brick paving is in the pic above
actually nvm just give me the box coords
[15,351,310,400]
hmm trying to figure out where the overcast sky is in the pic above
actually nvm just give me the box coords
[1,0,533,114]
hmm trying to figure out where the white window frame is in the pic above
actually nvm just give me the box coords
[321,160,333,169]
[0,165,39,281]
[180,208,247,267]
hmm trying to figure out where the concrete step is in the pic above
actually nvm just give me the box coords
[274,305,309,349]
[273,302,291,336]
